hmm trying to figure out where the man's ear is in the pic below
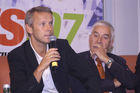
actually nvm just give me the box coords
[25,24,33,35]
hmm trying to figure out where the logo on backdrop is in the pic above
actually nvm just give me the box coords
[0,0,103,56]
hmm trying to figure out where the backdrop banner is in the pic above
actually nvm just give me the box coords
[0,0,103,56]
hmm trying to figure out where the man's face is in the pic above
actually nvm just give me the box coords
[89,25,112,53]
[28,12,53,44]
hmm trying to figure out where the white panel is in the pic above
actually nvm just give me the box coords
[104,0,139,55]
[138,0,140,53]
[104,0,113,24]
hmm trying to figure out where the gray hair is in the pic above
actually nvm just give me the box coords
[25,6,53,27]
[91,20,115,41]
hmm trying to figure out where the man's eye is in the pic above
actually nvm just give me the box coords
[94,33,98,37]
[103,36,109,39]
[49,21,53,25]
[41,22,46,26]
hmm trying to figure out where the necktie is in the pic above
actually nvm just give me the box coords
[96,58,109,93]
[96,58,105,79]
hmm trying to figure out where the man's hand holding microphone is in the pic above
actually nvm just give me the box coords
[34,35,60,83]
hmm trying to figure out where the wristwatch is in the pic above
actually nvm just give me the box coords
[106,57,114,67]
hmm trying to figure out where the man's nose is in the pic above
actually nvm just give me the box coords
[97,37,102,43]
[97,37,103,46]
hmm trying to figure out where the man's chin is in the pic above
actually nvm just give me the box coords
[43,40,50,44]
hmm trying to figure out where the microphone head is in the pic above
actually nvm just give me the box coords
[50,35,57,41]
[49,35,57,48]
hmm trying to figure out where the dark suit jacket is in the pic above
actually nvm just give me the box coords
[78,51,135,93]
[135,53,140,93]
[8,40,101,93]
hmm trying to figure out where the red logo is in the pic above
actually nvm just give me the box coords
[0,8,25,46]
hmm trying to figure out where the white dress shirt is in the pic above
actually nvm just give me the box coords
[30,40,58,93]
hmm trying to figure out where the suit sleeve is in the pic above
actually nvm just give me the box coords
[135,53,140,93]
[62,40,102,93]
[106,55,135,89]
[8,50,43,93]
[101,79,115,91]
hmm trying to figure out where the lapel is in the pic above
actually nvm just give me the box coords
[87,51,96,66]
[85,51,100,75]
[24,40,39,71]
[24,40,44,85]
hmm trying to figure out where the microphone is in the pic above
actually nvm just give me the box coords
[49,35,58,68]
